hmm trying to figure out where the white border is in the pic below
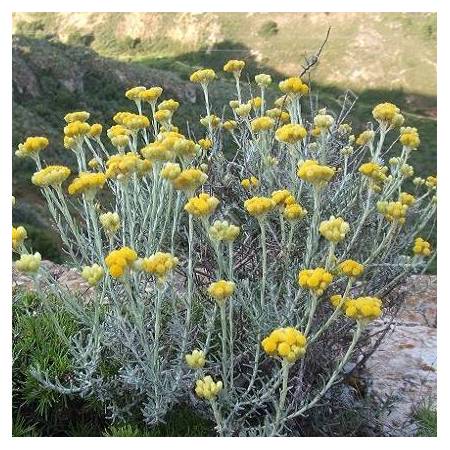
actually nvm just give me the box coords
[1,1,447,449]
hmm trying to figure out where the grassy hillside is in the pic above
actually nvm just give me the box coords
[12,13,436,261]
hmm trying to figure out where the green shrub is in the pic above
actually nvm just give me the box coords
[258,20,279,37]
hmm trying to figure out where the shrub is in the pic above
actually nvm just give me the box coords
[13,59,436,436]
[258,20,279,37]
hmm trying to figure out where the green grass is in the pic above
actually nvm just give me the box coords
[414,405,437,437]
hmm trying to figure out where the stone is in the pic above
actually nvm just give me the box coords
[363,275,437,436]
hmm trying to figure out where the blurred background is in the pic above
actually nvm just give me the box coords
[12,12,437,262]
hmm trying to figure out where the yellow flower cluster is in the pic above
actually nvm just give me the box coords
[298,268,333,296]
[251,116,275,132]
[190,68,216,84]
[200,115,221,128]
[158,99,180,112]
[16,137,49,158]
[330,294,350,309]
[297,160,335,187]
[255,73,272,87]
[359,162,388,191]
[64,121,91,139]
[241,176,260,189]
[107,125,131,148]
[68,172,106,198]
[400,127,420,149]
[141,252,179,281]
[81,264,104,286]
[64,111,90,123]
[339,259,364,278]
[283,203,307,221]
[261,327,307,363]
[89,124,103,139]
[185,349,206,369]
[207,280,235,303]
[266,108,290,124]
[377,201,408,225]
[209,220,240,242]
[170,168,208,192]
[399,192,416,206]
[222,120,237,131]
[344,297,382,322]
[106,153,151,180]
[160,162,182,180]
[126,86,163,103]
[141,86,164,103]
[412,237,432,257]
[313,112,334,130]
[319,216,350,242]
[15,252,42,274]
[372,103,404,127]
[113,112,150,131]
[275,123,307,144]
[271,189,293,206]
[154,109,172,123]
[234,103,252,117]
[12,226,27,250]
[426,176,437,189]
[250,97,262,110]
[105,247,138,278]
[198,138,213,150]
[125,86,146,101]
[99,212,121,235]
[356,130,375,146]
[195,376,223,401]
[244,196,275,217]
[184,193,219,216]
[31,165,71,187]
[223,59,245,74]
[279,77,309,96]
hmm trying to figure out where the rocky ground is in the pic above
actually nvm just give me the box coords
[12,263,437,436]
[364,275,437,436]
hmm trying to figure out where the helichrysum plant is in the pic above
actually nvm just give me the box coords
[13,57,436,436]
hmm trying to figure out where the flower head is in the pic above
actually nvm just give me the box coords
[313,112,334,130]
[297,160,335,187]
[99,212,121,236]
[283,203,307,221]
[319,216,350,242]
[68,172,106,199]
[356,130,375,147]
[209,220,240,242]
[262,327,307,363]
[279,77,309,96]
[64,111,90,123]
[255,73,272,87]
[139,86,163,103]
[207,280,235,304]
[81,264,104,286]
[184,193,219,216]
[339,259,364,278]
[251,116,275,132]
[12,226,27,250]
[125,86,146,101]
[141,252,179,281]
[170,168,208,193]
[190,68,216,85]
[275,124,307,144]
[16,137,49,159]
[244,196,275,217]
[32,166,71,187]
[344,297,382,323]
[413,237,432,257]
[400,127,420,150]
[241,176,260,190]
[223,59,245,75]
[298,268,333,296]
[399,192,416,206]
[185,349,206,369]
[377,201,408,225]
[372,103,402,127]
[105,247,138,279]
[15,252,41,274]
[195,376,223,400]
